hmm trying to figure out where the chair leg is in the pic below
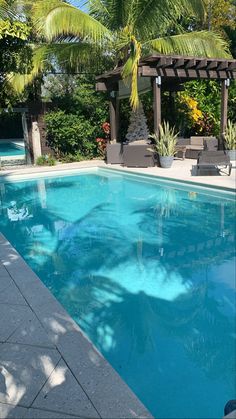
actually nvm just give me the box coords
[228,163,232,176]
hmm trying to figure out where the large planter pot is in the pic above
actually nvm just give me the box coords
[227,150,236,161]
[159,155,174,168]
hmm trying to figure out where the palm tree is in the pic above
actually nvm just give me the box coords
[10,0,231,108]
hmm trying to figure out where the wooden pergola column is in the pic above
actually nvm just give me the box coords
[153,76,162,136]
[109,91,117,142]
[220,79,230,148]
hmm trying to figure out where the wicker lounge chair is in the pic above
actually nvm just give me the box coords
[197,151,232,176]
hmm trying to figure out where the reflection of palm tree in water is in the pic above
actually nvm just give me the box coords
[0,367,9,397]
[73,271,234,383]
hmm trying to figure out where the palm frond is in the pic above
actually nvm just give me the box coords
[48,42,103,73]
[122,36,141,109]
[148,30,231,58]
[130,0,206,41]
[0,0,19,20]
[8,45,49,93]
[32,0,110,43]
[89,0,131,29]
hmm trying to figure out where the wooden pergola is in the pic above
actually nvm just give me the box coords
[96,54,236,145]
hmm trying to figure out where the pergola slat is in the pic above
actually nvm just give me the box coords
[228,62,236,71]
[217,61,229,71]
[156,57,173,68]
[206,61,218,70]
[185,59,196,69]
[196,59,207,69]
[173,58,185,68]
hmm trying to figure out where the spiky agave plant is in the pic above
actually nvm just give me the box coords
[224,120,236,150]
[150,121,179,156]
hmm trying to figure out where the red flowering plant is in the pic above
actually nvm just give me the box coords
[96,122,110,158]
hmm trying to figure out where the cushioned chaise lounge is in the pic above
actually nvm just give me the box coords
[197,150,232,176]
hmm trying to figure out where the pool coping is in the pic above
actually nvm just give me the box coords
[101,166,236,194]
[0,233,152,418]
[0,160,235,193]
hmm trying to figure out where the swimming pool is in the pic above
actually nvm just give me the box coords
[0,168,235,419]
[0,140,25,156]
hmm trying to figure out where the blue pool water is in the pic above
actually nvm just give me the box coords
[0,141,25,156]
[0,169,235,419]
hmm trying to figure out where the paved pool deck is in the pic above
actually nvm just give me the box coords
[0,159,235,419]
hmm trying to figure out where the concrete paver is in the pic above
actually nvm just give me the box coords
[8,315,54,349]
[0,282,27,306]
[0,305,32,342]
[32,359,99,418]
[0,343,61,407]
[25,408,80,418]
[0,404,28,419]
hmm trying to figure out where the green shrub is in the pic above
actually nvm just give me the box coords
[60,152,85,163]
[36,155,56,166]
[45,111,97,158]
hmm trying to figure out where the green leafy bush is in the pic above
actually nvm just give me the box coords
[43,76,109,159]
[36,155,56,166]
[60,152,85,163]
[45,111,97,158]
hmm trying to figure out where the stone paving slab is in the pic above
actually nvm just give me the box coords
[0,404,28,419]
[0,305,33,342]
[0,272,12,293]
[8,315,54,349]
[0,404,80,419]
[0,281,27,306]
[32,359,99,418]
[0,343,60,407]
[25,407,81,418]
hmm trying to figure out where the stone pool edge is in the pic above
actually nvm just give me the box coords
[0,233,152,419]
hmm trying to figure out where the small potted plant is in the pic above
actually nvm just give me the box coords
[224,120,236,161]
[150,121,178,168]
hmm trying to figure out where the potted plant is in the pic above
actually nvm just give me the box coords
[150,121,178,168]
[224,120,236,161]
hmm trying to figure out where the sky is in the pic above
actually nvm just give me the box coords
[68,0,87,11]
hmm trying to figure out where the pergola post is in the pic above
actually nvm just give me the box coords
[153,76,162,136]
[220,79,230,148]
[116,96,120,141]
[109,91,117,142]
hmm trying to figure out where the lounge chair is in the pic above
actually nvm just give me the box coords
[197,150,232,176]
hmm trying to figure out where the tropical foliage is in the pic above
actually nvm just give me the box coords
[0,0,31,106]
[44,75,109,159]
[6,0,233,110]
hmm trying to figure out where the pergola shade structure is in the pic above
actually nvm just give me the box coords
[96,54,236,145]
